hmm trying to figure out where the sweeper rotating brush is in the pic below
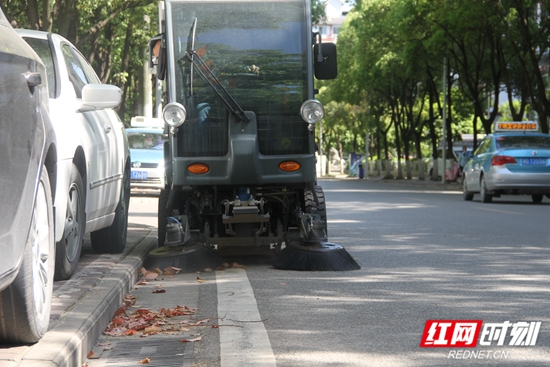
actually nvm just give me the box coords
[143,242,223,273]
[272,242,361,271]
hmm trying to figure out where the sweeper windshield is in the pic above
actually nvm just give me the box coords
[167,0,310,157]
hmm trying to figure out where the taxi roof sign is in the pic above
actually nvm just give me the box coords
[494,121,538,132]
[130,116,164,128]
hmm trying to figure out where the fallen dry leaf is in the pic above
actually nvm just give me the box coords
[152,288,166,294]
[137,280,148,285]
[124,294,137,306]
[87,350,94,358]
[231,262,246,269]
[113,306,127,317]
[197,277,206,283]
[144,325,161,334]
[138,357,150,364]
[144,271,159,280]
[164,266,181,275]
[181,336,202,342]
[104,305,201,337]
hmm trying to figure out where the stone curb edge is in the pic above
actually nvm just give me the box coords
[18,231,158,367]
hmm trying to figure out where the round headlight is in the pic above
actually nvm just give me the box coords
[163,102,187,128]
[300,99,324,124]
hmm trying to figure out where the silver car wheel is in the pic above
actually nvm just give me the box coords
[31,171,54,323]
[480,176,493,203]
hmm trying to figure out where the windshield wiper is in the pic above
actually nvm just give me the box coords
[185,50,250,123]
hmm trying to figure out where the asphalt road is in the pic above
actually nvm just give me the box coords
[86,179,550,367]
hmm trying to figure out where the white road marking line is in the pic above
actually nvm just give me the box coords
[217,268,277,367]
[475,206,524,215]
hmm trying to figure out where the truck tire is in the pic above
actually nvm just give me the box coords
[91,166,130,253]
[314,185,328,236]
[157,189,183,246]
[304,186,328,237]
[0,165,55,343]
[55,164,85,280]
[158,188,170,246]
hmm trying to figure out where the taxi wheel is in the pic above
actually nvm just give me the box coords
[55,164,85,280]
[480,176,493,203]
[463,175,473,201]
[91,166,130,253]
[532,195,543,204]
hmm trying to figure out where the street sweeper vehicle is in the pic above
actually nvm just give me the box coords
[146,0,360,271]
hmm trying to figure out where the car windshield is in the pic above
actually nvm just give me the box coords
[127,132,167,150]
[496,135,550,150]
[169,0,309,157]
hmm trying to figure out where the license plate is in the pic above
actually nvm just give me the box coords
[521,158,547,166]
[131,171,148,180]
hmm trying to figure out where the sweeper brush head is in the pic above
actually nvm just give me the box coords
[272,242,361,271]
[143,242,223,272]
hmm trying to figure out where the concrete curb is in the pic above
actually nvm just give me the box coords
[18,231,158,367]
[319,175,463,191]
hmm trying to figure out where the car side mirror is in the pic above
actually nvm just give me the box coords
[78,84,122,112]
[314,42,337,80]
[149,35,166,80]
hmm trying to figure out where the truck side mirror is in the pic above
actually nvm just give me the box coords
[148,35,166,80]
[314,42,337,80]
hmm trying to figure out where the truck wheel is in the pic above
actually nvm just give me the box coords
[313,185,328,236]
[304,186,328,238]
[158,188,170,246]
[157,189,182,246]
[532,194,543,204]
[462,175,473,201]
[480,176,493,203]
[91,166,130,253]
[55,164,85,280]
[0,165,55,343]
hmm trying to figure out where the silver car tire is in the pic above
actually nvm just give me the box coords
[480,176,493,203]
[55,164,85,280]
[463,175,473,201]
[0,165,55,343]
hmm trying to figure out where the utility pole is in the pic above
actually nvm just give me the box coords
[365,128,369,179]
[442,54,447,185]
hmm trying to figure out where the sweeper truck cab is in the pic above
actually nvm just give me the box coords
[147,0,359,271]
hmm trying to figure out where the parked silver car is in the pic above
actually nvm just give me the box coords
[17,29,131,280]
[463,121,550,203]
[0,10,57,343]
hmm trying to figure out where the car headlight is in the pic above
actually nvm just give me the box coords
[163,102,187,128]
[300,99,324,124]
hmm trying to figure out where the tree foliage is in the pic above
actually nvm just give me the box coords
[318,0,550,177]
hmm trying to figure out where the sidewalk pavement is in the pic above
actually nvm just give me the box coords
[0,177,459,367]
[322,173,463,191]
[0,224,158,367]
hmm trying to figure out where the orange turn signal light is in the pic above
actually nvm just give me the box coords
[187,163,209,174]
[278,161,301,172]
